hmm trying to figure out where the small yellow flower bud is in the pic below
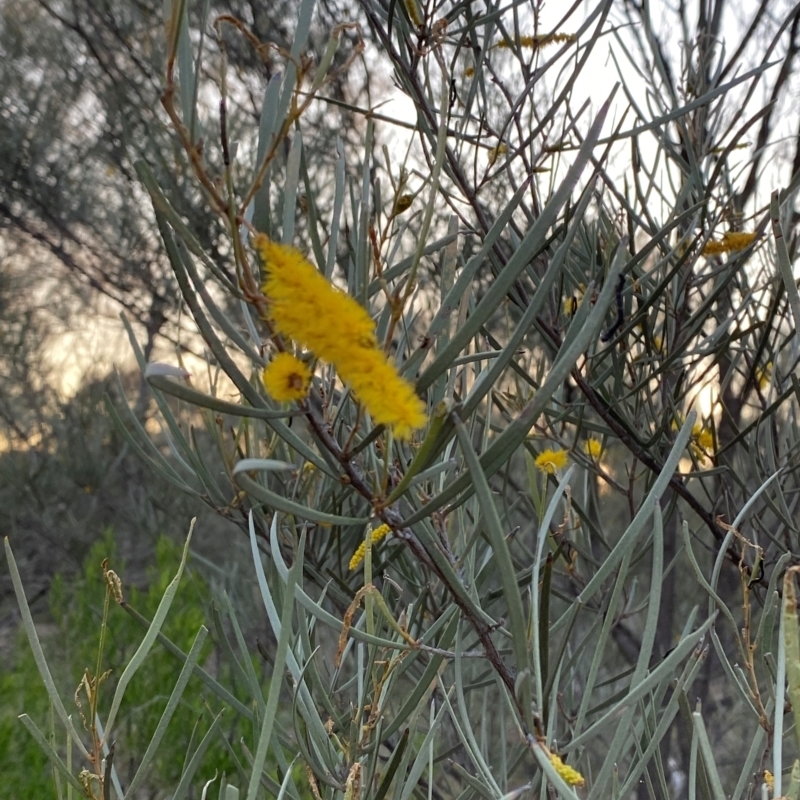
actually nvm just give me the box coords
[549,753,585,787]
[262,353,311,402]
[488,143,508,166]
[349,524,392,571]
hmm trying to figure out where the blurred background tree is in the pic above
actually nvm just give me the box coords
[0,0,370,599]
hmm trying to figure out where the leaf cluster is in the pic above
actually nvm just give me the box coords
[8,0,800,798]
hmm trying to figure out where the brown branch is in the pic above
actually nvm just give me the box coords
[300,400,525,722]
[569,368,742,567]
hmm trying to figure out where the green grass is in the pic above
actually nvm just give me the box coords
[1,532,251,797]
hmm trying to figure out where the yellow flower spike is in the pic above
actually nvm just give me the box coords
[701,231,757,256]
[582,438,603,460]
[496,33,576,49]
[764,770,774,791]
[709,142,750,154]
[549,753,585,788]
[349,524,392,571]
[564,283,588,315]
[256,235,427,438]
[693,425,714,451]
[674,414,714,459]
[262,352,311,402]
[335,347,427,439]
[256,234,377,356]
[534,448,569,475]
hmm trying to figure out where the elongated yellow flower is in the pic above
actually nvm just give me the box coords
[262,353,311,402]
[563,283,587,316]
[764,771,774,791]
[335,347,428,439]
[701,231,757,256]
[256,234,376,356]
[549,753,585,787]
[497,33,576,49]
[672,415,715,463]
[255,235,427,438]
[349,524,392,571]
[709,142,749,154]
[535,448,569,474]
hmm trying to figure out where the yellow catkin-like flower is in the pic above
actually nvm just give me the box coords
[692,424,713,451]
[262,352,311,402]
[256,235,376,357]
[256,235,427,438]
[549,753,585,788]
[349,524,392,571]
[701,231,757,256]
[535,448,569,474]
[583,438,603,460]
[335,347,427,439]
[692,426,714,450]
[709,142,750,154]
[464,66,475,77]
[764,771,774,791]
[497,33,576,49]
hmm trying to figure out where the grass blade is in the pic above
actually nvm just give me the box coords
[104,520,195,739]
[245,532,303,800]
[124,626,209,799]
[5,539,91,759]
[18,715,86,794]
